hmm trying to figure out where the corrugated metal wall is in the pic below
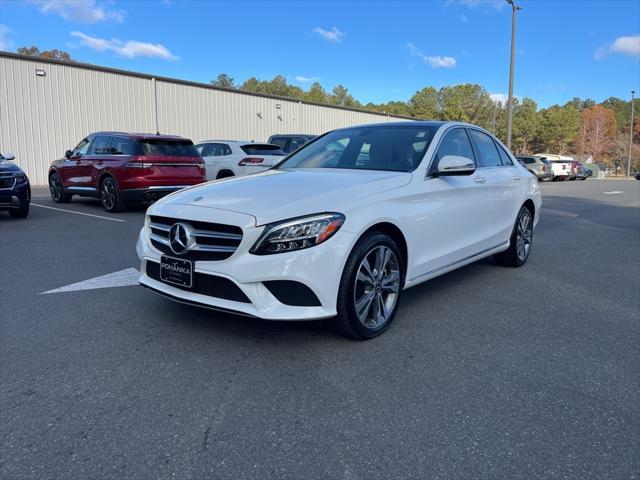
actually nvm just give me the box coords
[0,54,408,185]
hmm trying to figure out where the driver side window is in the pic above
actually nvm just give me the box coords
[434,128,475,166]
[72,138,91,157]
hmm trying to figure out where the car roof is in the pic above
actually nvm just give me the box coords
[197,140,252,145]
[91,131,191,141]
[269,134,316,138]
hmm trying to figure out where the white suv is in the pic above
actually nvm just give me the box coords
[195,141,285,180]
[138,122,541,339]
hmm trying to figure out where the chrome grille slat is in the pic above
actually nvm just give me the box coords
[192,230,243,241]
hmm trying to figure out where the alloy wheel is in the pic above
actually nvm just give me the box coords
[101,179,116,210]
[353,245,400,329]
[516,211,532,262]
[50,174,62,201]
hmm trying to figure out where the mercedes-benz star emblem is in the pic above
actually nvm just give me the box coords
[169,223,190,255]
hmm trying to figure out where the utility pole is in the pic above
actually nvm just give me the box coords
[627,90,635,178]
[505,0,522,150]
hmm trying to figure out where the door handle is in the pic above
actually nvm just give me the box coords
[513,176,521,181]
[474,177,486,184]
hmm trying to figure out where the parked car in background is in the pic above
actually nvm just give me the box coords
[573,161,588,180]
[635,170,640,180]
[48,132,205,212]
[0,152,30,218]
[267,134,316,154]
[195,141,285,180]
[548,159,573,181]
[138,121,541,339]
[516,156,553,181]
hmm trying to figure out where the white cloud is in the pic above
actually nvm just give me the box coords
[70,31,178,60]
[490,93,509,105]
[294,75,320,83]
[445,0,506,10]
[407,42,456,68]
[611,35,640,57]
[312,26,345,43]
[28,0,125,23]
[595,35,640,60]
[0,24,14,51]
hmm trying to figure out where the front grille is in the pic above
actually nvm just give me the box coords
[146,261,250,303]
[148,215,243,261]
[0,174,16,190]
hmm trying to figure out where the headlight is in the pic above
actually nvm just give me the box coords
[14,173,27,183]
[250,213,345,255]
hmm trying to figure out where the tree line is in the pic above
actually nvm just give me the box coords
[11,47,638,169]
[212,73,639,169]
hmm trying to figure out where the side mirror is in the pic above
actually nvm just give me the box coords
[2,152,15,161]
[435,155,475,176]
[65,150,73,159]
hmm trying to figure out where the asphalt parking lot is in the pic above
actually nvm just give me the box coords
[1,179,639,479]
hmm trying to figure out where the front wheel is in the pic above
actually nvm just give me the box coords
[330,232,404,340]
[494,206,533,267]
[49,172,72,203]
[100,176,127,213]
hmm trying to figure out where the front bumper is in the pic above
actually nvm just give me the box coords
[137,205,355,320]
[0,180,30,210]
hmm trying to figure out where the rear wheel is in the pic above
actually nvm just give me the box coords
[330,232,404,340]
[49,172,72,203]
[494,206,533,267]
[100,176,127,213]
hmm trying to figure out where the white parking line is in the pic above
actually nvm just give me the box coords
[31,203,125,222]
[603,191,623,195]
[42,268,139,294]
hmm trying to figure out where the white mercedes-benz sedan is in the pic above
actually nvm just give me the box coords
[137,121,541,339]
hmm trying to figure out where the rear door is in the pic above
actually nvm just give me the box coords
[85,135,111,190]
[412,127,493,277]
[468,129,522,244]
[198,142,238,180]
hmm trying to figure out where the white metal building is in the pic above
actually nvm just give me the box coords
[0,52,411,185]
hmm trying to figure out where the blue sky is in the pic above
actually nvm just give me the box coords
[1,0,639,108]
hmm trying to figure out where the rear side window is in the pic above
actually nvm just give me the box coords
[137,140,199,157]
[518,157,535,164]
[468,130,501,167]
[89,136,111,155]
[496,143,514,166]
[241,144,285,156]
[199,143,232,156]
[110,137,136,155]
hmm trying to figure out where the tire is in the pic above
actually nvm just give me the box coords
[9,197,29,219]
[494,206,533,268]
[329,232,404,340]
[552,177,558,182]
[99,176,127,213]
[49,172,72,203]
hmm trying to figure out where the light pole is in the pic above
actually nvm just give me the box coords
[505,0,522,151]
[627,90,635,178]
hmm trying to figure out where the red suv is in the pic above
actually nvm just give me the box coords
[48,132,206,212]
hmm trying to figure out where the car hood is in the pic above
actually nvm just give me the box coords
[0,160,21,173]
[157,168,412,225]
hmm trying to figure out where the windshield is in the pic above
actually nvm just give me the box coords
[276,125,437,172]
